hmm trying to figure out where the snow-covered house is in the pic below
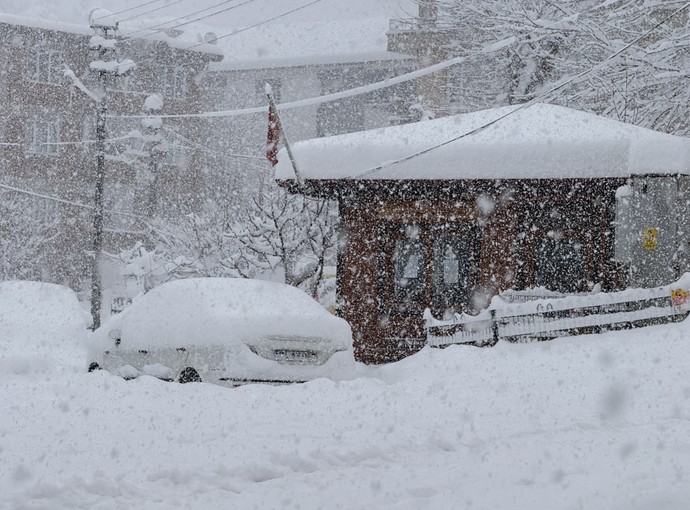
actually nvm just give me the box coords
[0,14,222,287]
[275,103,690,363]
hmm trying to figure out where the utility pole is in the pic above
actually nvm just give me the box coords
[88,9,134,329]
[142,94,166,218]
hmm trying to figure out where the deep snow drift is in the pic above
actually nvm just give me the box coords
[1,291,690,509]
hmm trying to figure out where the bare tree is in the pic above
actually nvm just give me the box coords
[0,190,63,282]
[226,180,336,298]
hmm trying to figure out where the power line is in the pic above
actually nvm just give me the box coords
[123,0,254,40]
[117,0,186,24]
[162,126,264,161]
[183,0,323,51]
[352,0,690,179]
[116,54,467,119]
[123,0,322,71]
[0,183,143,219]
[93,0,168,21]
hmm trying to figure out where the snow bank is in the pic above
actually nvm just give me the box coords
[0,281,88,380]
[3,322,690,509]
[275,103,690,180]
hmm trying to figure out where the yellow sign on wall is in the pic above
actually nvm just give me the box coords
[672,288,690,307]
[642,227,658,250]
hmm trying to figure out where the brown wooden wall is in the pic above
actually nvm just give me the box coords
[326,178,624,364]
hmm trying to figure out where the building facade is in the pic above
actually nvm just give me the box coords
[275,104,690,363]
[0,14,222,291]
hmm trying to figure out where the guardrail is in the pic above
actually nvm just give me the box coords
[425,275,690,347]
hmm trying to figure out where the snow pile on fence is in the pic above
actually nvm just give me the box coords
[426,273,690,346]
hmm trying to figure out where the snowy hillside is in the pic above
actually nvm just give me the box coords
[2,301,690,508]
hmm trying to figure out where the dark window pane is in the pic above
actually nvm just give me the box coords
[535,237,585,292]
[393,239,424,302]
[432,235,472,307]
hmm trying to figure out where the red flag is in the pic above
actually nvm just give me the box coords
[266,101,281,166]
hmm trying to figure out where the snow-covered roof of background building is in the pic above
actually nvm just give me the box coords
[0,13,223,55]
[2,0,414,62]
[216,17,396,66]
[209,50,413,72]
[275,103,690,181]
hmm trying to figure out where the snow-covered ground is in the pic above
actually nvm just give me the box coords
[2,284,690,509]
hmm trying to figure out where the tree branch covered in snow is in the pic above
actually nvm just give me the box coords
[429,0,690,134]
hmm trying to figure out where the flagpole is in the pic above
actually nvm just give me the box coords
[265,84,304,188]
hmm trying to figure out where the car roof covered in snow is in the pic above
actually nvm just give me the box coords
[93,278,351,350]
[275,103,690,181]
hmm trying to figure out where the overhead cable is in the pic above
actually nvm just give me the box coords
[122,0,255,40]
[353,0,690,178]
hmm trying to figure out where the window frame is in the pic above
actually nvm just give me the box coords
[159,66,187,100]
[26,48,65,85]
[24,116,60,156]
[517,200,596,293]
[378,221,480,316]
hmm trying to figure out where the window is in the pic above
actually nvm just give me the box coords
[432,236,473,306]
[102,116,142,160]
[316,99,364,137]
[446,57,507,112]
[159,67,186,99]
[164,141,186,168]
[393,238,424,302]
[104,183,136,230]
[534,236,586,293]
[26,49,64,85]
[25,117,60,156]
[380,222,479,314]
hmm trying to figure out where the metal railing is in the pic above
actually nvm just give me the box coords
[425,276,690,347]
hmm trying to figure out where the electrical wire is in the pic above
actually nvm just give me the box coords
[116,54,467,119]
[162,126,264,161]
[352,0,690,179]
[93,0,167,21]
[0,183,143,219]
[122,0,321,71]
[117,0,186,24]
[122,0,254,40]
[183,0,322,50]
[13,1,685,211]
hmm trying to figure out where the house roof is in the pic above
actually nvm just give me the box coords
[209,50,413,72]
[274,103,690,181]
[0,14,223,55]
[215,17,398,67]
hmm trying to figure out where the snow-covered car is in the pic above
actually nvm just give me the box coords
[88,278,353,386]
[0,281,89,380]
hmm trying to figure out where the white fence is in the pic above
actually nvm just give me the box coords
[425,275,690,347]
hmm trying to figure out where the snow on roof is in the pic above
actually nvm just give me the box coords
[217,17,393,64]
[209,50,413,72]
[275,103,690,181]
[0,13,92,35]
[0,13,222,55]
